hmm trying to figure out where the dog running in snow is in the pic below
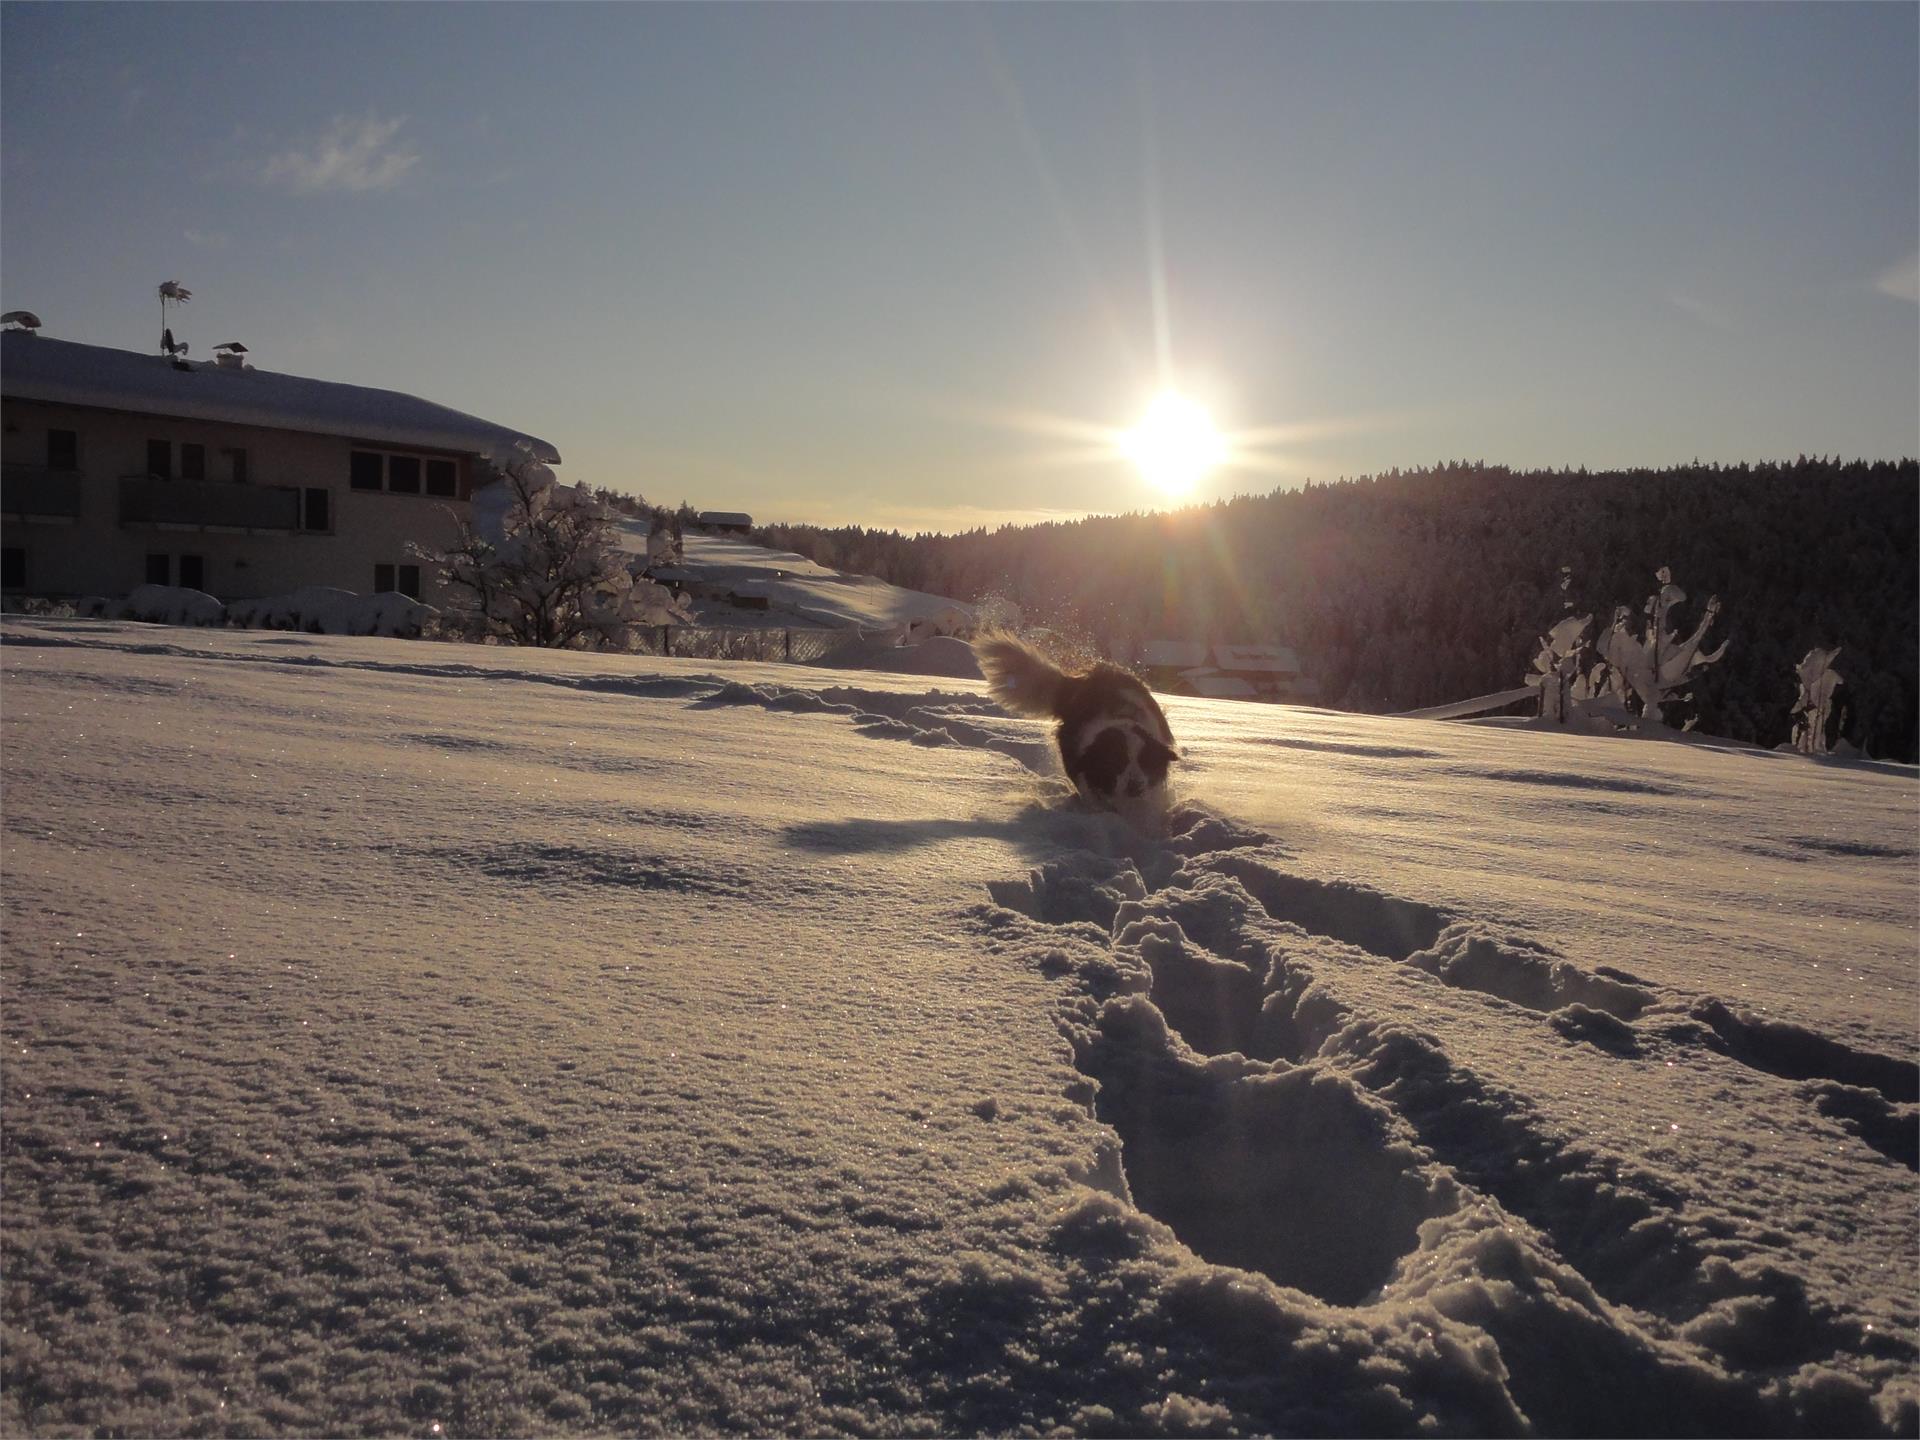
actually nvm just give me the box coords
[972,632,1178,818]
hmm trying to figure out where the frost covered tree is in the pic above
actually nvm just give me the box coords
[1789,647,1843,755]
[425,448,693,650]
[646,523,682,571]
[1531,615,1593,723]
[1591,566,1727,728]
[1530,566,1592,724]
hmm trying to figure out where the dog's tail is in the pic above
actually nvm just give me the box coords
[972,631,1070,719]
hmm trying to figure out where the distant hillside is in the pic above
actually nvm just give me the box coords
[606,525,973,634]
[756,459,1920,761]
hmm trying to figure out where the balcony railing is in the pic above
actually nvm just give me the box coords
[1,464,84,520]
[119,476,300,531]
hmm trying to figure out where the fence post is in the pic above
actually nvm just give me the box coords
[661,624,671,657]
[784,629,792,662]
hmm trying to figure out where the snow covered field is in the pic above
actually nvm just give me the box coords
[628,528,975,635]
[2,617,1914,1437]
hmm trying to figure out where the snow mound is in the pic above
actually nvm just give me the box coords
[87,584,225,626]
[74,586,437,637]
[811,634,985,679]
[694,676,1050,772]
[224,587,438,638]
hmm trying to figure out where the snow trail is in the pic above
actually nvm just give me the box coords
[696,642,1918,1431]
[976,808,1913,1433]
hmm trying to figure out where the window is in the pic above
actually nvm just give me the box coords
[229,448,249,484]
[373,562,420,597]
[147,439,171,479]
[178,555,205,591]
[180,444,206,482]
[2,547,24,590]
[303,487,330,532]
[387,456,421,494]
[347,448,448,495]
[146,553,171,585]
[47,430,77,471]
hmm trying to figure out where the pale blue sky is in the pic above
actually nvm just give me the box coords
[4,3,1915,533]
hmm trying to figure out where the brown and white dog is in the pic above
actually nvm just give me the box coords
[973,633,1178,820]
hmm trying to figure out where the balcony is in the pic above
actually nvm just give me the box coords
[1,464,84,521]
[119,476,300,532]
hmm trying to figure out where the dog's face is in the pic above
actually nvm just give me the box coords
[1050,663,1179,822]
[1067,717,1177,814]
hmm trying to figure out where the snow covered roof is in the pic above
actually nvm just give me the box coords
[697,511,754,528]
[1,332,560,464]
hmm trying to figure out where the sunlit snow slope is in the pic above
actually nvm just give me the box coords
[2,619,1913,1437]
[619,525,974,632]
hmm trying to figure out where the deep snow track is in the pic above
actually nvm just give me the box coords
[3,620,1914,1437]
[704,662,1919,1434]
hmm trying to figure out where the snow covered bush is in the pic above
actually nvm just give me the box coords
[1515,565,1731,734]
[226,587,437,639]
[1530,613,1593,723]
[1789,646,1844,755]
[425,447,693,650]
[73,584,433,638]
[1591,566,1727,728]
[1529,565,1591,724]
[109,584,226,627]
[646,523,682,570]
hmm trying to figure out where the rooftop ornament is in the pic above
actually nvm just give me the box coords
[158,280,192,361]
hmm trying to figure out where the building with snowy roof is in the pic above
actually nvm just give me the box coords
[1140,638,1319,703]
[1,330,559,605]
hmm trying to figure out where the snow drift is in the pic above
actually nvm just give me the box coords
[1,617,1912,1437]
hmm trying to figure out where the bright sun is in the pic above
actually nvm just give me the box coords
[1120,391,1227,495]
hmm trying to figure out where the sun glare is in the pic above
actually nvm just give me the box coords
[1120,391,1227,495]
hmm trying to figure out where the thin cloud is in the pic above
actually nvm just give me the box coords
[1874,251,1919,304]
[261,112,420,194]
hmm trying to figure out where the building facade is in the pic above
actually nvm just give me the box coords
[1,332,559,606]
[1137,638,1319,703]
